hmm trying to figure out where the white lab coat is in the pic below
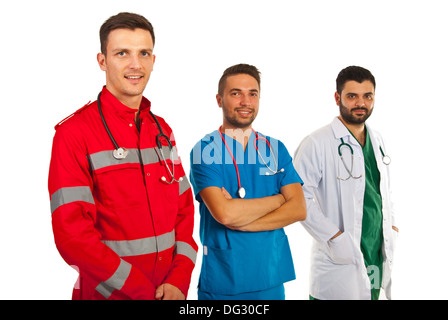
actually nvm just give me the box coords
[293,117,397,300]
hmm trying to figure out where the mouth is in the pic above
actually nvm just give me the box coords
[124,75,144,82]
[236,109,254,117]
[352,108,367,115]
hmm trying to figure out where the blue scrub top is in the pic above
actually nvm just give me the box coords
[190,130,302,295]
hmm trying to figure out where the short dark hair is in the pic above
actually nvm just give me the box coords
[99,12,155,55]
[218,64,261,96]
[336,66,376,94]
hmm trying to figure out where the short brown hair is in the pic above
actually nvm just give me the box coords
[218,64,261,96]
[99,12,155,55]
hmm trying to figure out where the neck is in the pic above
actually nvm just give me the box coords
[106,86,143,110]
[120,95,143,110]
[338,116,366,146]
[220,125,253,150]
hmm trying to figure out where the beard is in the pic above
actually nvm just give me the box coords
[222,102,257,129]
[339,101,373,125]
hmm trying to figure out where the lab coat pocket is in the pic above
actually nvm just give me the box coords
[327,232,356,265]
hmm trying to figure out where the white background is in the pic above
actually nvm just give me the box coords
[1,0,447,300]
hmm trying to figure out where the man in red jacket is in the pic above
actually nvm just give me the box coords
[48,12,197,300]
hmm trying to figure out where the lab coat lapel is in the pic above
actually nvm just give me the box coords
[331,118,364,241]
[366,124,388,209]
[366,124,382,173]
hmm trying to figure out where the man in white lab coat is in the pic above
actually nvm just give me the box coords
[293,66,398,300]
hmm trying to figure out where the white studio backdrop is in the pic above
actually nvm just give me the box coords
[0,0,447,300]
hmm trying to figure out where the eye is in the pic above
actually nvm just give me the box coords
[117,51,126,57]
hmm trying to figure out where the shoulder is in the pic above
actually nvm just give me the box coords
[54,100,97,132]
[51,102,98,153]
[146,111,175,138]
[261,132,288,154]
[192,130,221,151]
[52,101,99,150]
[190,131,222,166]
[299,123,334,148]
[308,123,333,140]
[150,112,170,129]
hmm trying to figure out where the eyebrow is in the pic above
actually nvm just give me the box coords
[111,48,153,53]
[345,91,374,96]
[229,88,259,93]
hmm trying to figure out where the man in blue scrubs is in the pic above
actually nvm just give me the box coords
[190,64,307,299]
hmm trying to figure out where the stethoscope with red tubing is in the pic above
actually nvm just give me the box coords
[218,127,284,198]
[97,91,183,184]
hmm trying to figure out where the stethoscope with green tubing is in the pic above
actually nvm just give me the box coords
[97,91,183,184]
[337,137,391,181]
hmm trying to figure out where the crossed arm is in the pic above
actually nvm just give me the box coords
[199,183,306,232]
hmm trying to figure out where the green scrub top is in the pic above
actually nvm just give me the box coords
[359,129,384,300]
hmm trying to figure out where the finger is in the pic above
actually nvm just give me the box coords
[155,285,164,300]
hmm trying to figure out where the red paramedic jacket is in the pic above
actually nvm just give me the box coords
[48,87,197,300]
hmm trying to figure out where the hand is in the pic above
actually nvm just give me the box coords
[330,230,342,240]
[154,283,185,300]
[327,232,355,265]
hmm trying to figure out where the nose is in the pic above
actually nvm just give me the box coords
[356,97,365,107]
[240,93,252,106]
[128,54,143,70]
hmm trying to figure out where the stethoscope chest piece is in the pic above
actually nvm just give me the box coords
[113,147,128,160]
[238,187,246,199]
[382,155,391,165]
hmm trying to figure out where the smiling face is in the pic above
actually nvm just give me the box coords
[217,73,260,131]
[97,28,155,109]
[335,80,375,125]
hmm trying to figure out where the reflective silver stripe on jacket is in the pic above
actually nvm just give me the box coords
[102,230,175,257]
[89,148,140,170]
[95,259,132,299]
[89,146,179,171]
[175,241,197,265]
[179,175,191,196]
[50,186,94,214]
[140,146,179,166]
[102,230,196,264]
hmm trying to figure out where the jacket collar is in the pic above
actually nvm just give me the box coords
[331,116,351,139]
[331,116,369,147]
[100,86,151,121]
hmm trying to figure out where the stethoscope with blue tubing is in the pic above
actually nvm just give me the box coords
[218,127,284,198]
[97,92,183,184]
[337,137,391,181]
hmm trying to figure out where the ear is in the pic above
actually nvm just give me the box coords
[97,53,107,71]
[216,94,223,108]
[334,91,341,106]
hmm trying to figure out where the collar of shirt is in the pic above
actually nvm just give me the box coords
[100,86,152,123]
[331,117,362,147]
